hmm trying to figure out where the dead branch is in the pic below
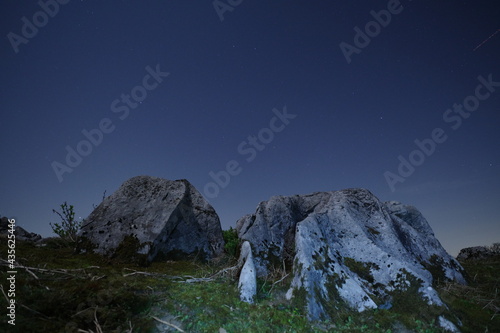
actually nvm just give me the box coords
[122,268,183,280]
[0,284,9,304]
[77,307,103,333]
[180,277,214,283]
[20,304,52,320]
[122,268,217,283]
[0,259,100,278]
[151,315,185,332]
[72,306,95,318]
[209,264,240,279]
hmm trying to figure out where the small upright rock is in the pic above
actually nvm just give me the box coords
[238,241,257,303]
[79,176,224,262]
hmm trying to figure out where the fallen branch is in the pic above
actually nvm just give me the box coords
[122,268,183,279]
[0,284,9,304]
[77,307,103,333]
[273,273,290,286]
[71,306,95,318]
[122,268,215,283]
[20,304,52,320]
[0,259,100,278]
[151,315,185,332]
[209,264,239,279]
[179,277,214,283]
[268,272,290,294]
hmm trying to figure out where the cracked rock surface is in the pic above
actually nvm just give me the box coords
[237,188,466,320]
[79,176,224,262]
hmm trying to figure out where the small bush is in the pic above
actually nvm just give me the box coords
[222,227,240,258]
[490,242,500,254]
[50,202,81,243]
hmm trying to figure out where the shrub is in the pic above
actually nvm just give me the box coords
[50,202,81,243]
[490,242,500,254]
[222,227,240,258]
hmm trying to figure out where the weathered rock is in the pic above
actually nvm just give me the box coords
[238,241,257,303]
[0,216,42,242]
[438,316,460,333]
[457,246,495,261]
[79,176,224,262]
[236,188,466,320]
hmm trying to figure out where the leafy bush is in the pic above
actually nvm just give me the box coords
[222,227,240,258]
[50,202,81,243]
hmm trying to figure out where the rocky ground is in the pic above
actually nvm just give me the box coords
[0,236,498,332]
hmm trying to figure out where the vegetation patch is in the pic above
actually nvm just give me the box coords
[366,226,380,235]
[343,257,378,283]
[439,255,500,333]
[222,227,240,258]
[421,254,448,287]
[1,237,499,332]
[111,234,149,266]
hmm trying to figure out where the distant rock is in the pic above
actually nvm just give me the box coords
[79,176,224,262]
[0,216,42,242]
[236,188,466,321]
[457,245,499,261]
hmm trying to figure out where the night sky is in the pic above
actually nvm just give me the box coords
[1,1,499,256]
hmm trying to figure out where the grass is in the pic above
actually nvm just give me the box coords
[0,237,499,332]
[438,256,500,333]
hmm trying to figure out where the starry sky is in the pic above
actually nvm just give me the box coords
[1,0,499,256]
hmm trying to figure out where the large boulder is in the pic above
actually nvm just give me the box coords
[79,176,224,262]
[236,188,466,320]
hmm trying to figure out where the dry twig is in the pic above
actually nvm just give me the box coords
[0,284,10,304]
[0,259,100,279]
[151,315,185,332]
[77,307,103,333]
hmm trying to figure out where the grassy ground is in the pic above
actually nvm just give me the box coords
[0,237,498,332]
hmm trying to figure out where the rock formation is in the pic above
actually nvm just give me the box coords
[238,241,257,303]
[0,216,42,242]
[457,244,500,261]
[79,176,224,262]
[236,188,466,321]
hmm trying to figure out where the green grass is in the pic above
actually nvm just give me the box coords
[438,256,500,333]
[1,238,499,332]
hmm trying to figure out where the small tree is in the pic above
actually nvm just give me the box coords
[50,202,81,243]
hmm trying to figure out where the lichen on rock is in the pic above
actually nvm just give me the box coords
[236,188,466,320]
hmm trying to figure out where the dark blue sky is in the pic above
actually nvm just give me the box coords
[1,0,499,256]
